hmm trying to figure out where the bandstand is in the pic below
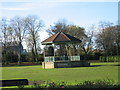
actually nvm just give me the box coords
[41,32,90,69]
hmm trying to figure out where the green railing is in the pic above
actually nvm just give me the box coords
[44,56,80,62]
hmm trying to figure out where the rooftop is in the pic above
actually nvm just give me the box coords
[41,32,81,45]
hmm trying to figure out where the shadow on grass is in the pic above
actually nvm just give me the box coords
[80,64,120,67]
[90,65,105,67]
[80,64,119,67]
[71,65,109,68]
[112,65,120,66]
[64,65,104,68]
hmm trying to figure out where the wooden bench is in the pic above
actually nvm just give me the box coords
[0,79,28,87]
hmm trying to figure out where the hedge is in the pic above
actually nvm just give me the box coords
[99,56,120,62]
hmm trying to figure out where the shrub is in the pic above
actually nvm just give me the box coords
[2,51,18,64]
[38,54,44,62]
[19,79,119,89]
[26,52,34,62]
[100,56,120,62]
[80,54,93,60]
[93,52,103,60]
[21,54,27,62]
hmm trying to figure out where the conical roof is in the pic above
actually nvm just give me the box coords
[41,32,81,45]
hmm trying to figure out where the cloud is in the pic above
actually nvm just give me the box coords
[3,7,29,11]
[1,2,63,12]
[19,2,63,10]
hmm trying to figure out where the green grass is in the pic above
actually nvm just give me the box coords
[1,62,119,85]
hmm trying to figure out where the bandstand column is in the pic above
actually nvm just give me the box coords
[53,44,55,62]
[43,46,45,69]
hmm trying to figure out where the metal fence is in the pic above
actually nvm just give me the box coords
[44,56,80,62]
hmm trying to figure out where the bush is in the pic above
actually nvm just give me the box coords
[38,54,44,62]
[26,52,34,62]
[19,79,119,88]
[93,52,103,60]
[80,54,93,60]
[2,51,18,64]
[100,56,120,62]
[80,52,103,60]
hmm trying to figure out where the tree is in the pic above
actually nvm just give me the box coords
[0,18,20,64]
[0,18,8,50]
[0,18,9,64]
[113,26,120,55]
[47,19,68,35]
[95,21,120,56]
[10,16,27,64]
[80,25,95,55]
[65,25,87,56]
[25,15,43,62]
[108,25,120,55]
[47,19,88,57]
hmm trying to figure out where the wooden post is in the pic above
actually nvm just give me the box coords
[43,46,46,69]
[53,44,55,62]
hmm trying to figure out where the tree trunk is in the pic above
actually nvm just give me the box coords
[18,42,21,64]
[33,36,38,62]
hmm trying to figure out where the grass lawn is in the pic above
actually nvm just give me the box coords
[1,62,119,85]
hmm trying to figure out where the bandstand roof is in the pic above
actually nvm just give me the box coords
[41,32,81,45]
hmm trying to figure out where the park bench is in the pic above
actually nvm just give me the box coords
[0,79,28,87]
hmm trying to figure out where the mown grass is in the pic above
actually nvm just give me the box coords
[1,62,119,85]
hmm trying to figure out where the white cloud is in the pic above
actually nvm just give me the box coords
[3,7,29,11]
[19,2,63,10]
[1,2,63,12]
[39,31,49,42]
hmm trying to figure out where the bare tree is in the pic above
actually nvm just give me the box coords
[95,21,118,56]
[114,26,120,55]
[10,16,27,64]
[0,18,8,49]
[109,25,120,55]
[25,15,43,62]
[0,18,17,64]
[80,25,95,55]
[0,18,10,64]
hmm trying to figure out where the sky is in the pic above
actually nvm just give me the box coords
[0,0,119,49]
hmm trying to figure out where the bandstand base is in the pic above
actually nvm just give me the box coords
[42,61,90,69]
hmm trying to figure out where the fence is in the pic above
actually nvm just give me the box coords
[44,56,80,62]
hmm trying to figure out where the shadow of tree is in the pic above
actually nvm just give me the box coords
[112,65,120,66]
[90,65,105,67]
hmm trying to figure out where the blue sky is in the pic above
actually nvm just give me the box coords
[1,2,118,27]
[0,0,118,49]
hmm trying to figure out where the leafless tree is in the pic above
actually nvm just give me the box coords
[109,25,120,55]
[0,18,8,49]
[25,15,43,62]
[0,18,17,63]
[0,18,8,63]
[95,21,119,56]
[80,25,95,55]
[10,16,27,64]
